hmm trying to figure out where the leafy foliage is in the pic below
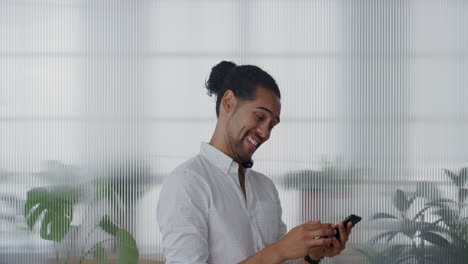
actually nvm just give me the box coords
[24,186,77,242]
[361,167,468,264]
[279,162,364,191]
[23,161,147,264]
[116,229,139,264]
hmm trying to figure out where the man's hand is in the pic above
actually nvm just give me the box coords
[273,221,336,261]
[240,220,340,264]
[307,221,353,260]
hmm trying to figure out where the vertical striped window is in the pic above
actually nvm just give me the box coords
[1,0,467,263]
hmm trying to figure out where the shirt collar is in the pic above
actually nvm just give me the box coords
[199,142,254,174]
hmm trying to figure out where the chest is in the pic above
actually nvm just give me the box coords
[206,175,282,254]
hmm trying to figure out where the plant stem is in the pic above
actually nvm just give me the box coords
[421,213,425,263]
[78,238,115,264]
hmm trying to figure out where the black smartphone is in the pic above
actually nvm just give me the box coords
[334,214,361,239]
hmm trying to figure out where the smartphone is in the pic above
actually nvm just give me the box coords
[334,214,361,239]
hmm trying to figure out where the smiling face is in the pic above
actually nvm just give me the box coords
[224,86,281,164]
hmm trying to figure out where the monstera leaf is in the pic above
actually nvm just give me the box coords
[24,186,79,241]
[97,215,139,264]
[24,173,140,264]
[116,229,139,264]
[99,214,119,236]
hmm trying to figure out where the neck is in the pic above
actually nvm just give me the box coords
[209,124,240,164]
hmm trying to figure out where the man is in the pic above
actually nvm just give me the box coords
[157,61,353,263]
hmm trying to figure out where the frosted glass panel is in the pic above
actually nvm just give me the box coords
[1,0,467,263]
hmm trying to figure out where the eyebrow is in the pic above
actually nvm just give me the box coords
[256,106,280,123]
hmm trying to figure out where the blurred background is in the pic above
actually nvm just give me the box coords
[1,0,468,263]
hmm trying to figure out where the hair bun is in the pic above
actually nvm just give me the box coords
[205,61,237,97]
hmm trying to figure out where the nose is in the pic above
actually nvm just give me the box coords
[256,123,270,141]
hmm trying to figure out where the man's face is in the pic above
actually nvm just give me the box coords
[225,87,281,164]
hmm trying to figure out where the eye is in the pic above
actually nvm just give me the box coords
[255,114,264,121]
[269,122,277,131]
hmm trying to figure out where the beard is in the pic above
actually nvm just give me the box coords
[226,118,253,164]
[227,133,252,164]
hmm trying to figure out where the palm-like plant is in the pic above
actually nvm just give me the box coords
[367,167,468,264]
[370,188,446,263]
[424,168,468,262]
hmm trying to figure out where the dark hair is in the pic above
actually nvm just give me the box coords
[205,61,281,117]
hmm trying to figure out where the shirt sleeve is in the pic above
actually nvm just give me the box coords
[156,169,211,264]
[271,182,287,242]
[278,217,288,241]
[279,219,301,264]
[270,183,298,264]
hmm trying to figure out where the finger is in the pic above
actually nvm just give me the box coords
[307,246,326,255]
[347,222,353,234]
[304,222,334,231]
[338,222,348,242]
[306,237,333,248]
[332,237,343,250]
[322,239,341,258]
[306,228,336,238]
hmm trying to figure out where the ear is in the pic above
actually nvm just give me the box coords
[220,90,237,115]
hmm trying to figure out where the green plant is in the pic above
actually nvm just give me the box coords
[424,168,468,262]
[366,167,468,264]
[23,160,147,264]
[24,185,138,264]
[352,244,406,264]
[279,161,363,191]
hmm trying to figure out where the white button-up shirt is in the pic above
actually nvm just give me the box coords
[157,143,288,264]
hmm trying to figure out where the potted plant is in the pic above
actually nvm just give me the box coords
[23,160,150,264]
[366,167,468,263]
